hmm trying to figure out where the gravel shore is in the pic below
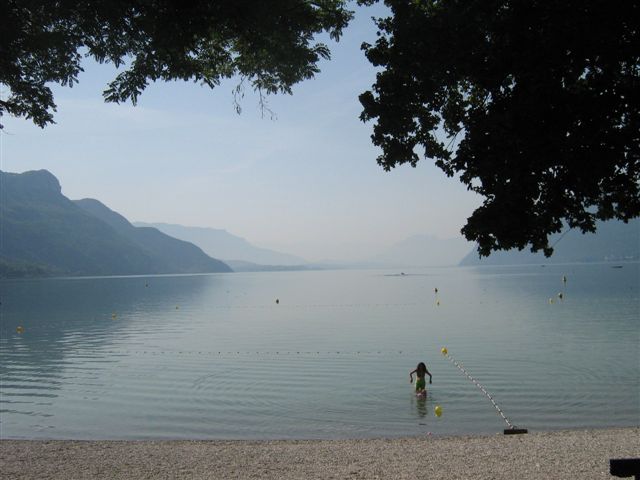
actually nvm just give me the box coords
[1,427,637,479]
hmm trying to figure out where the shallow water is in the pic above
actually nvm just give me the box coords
[1,263,638,439]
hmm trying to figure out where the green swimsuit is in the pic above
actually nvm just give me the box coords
[415,377,426,391]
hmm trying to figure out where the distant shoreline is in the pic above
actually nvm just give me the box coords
[2,258,639,280]
[2,427,637,479]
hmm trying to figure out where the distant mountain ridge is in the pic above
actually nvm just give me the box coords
[224,259,315,272]
[74,199,231,274]
[134,222,307,266]
[460,218,640,265]
[0,170,231,277]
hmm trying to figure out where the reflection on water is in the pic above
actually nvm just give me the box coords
[413,395,429,419]
[1,264,638,439]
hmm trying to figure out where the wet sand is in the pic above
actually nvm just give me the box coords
[1,427,637,479]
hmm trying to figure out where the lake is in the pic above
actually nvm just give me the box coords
[1,263,638,439]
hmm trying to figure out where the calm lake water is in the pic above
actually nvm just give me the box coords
[1,263,638,440]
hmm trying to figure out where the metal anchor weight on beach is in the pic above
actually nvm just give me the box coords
[441,347,528,435]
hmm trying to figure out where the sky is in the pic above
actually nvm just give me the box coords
[0,4,480,262]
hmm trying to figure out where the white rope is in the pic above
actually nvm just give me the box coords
[443,351,515,429]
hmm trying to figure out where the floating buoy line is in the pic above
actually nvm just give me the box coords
[441,347,527,435]
[35,349,431,357]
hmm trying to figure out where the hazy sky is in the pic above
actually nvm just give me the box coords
[0,4,480,262]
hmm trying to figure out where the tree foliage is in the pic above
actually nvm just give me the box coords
[0,0,352,128]
[359,0,639,256]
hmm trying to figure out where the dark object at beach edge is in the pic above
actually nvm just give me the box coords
[504,428,528,435]
[610,458,640,479]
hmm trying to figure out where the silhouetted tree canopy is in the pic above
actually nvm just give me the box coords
[0,0,352,127]
[359,0,639,256]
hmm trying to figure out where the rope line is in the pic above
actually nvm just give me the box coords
[443,351,515,429]
[0,349,425,356]
[550,228,571,250]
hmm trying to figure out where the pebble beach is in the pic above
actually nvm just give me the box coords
[1,427,637,479]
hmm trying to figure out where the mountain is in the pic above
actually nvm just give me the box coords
[0,170,231,277]
[134,222,307,266]
[460,219,640,266]
[224,260,315,272]
[74,199,231,273]
[370,234,473,267]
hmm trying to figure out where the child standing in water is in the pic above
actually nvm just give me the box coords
[409,362,432,396]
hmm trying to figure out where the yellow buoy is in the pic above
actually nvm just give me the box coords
[112,313,117,319]
[16,326,25,334]
[434,405,443,417]
[441,347,448,355]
